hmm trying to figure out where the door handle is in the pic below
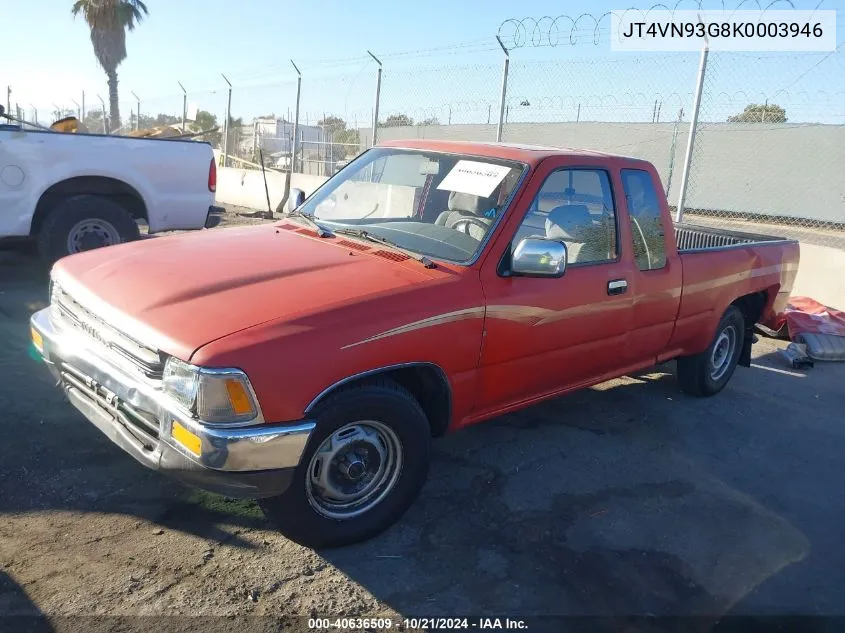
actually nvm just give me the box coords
[608,279,628,296]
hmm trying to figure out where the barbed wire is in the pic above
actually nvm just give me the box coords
[497,0,798,48]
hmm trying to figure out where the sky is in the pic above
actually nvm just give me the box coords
[2,0,844,127]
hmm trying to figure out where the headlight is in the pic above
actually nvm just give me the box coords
[162,357,260,424]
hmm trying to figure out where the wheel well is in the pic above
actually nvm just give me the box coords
[30,176,147,236]
[731,290,767,328]
[309,364,452,437]
[732,291,768,367]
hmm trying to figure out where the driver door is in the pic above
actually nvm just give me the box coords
[473,159,636,417]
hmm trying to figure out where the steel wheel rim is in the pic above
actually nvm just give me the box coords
[67,219,121,253]
[305,421,403,520]
[710,325,737,381]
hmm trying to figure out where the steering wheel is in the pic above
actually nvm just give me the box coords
[450,217,491,236]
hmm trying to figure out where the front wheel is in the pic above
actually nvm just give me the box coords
[677,305,745,397]
[259,379,431,548]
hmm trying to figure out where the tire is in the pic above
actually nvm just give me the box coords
[37,194,140,263]
[677,305,745,397]
[259,379,431,548]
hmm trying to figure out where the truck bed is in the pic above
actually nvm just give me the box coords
[675,222,793,252]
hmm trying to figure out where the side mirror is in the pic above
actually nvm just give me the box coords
[288,188,305,213]
[511,238,567,277]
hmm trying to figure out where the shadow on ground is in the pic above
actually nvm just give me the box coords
[2,246,845,624]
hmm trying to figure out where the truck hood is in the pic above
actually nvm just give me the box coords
[53,223,435,361]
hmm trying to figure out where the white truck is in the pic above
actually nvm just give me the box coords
[0,113,220,261]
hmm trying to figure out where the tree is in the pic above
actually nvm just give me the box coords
[190,110,220,146]
[318,115,347,135]
[82,108,107,134]
[127,112,155,130]
[417,117,440,126]
[381,113,413,127]
[154,113,181,126]
[727,103,787,123]
[317,115,361,159]
[72,0,148,131]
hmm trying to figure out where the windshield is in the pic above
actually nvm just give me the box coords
[297,148,526,263]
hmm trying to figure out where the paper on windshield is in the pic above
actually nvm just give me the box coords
[436,160,511,198]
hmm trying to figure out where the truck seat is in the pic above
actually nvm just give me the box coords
[435,191,496,240]
[545,205,609,263]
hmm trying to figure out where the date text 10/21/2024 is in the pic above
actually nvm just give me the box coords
[307,617,529,630]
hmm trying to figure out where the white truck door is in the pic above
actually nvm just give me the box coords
[0,128,36,237]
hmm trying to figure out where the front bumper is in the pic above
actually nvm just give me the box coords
[30,307,315,499]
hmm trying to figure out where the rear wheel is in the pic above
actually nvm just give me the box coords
[37,194,140,262]
[677,305,745,397]
[259,379,431,548]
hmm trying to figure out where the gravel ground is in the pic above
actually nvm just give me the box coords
[1,207,844,632]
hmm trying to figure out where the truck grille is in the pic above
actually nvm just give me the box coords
[51,284,165,380]
[61,363,160,452]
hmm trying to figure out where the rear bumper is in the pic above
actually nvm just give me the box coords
[205,205,224,228]
[30,307,314,499]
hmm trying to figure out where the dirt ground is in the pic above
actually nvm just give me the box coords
[2,208,845,632]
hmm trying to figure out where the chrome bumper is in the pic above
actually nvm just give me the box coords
[30,307,315,499]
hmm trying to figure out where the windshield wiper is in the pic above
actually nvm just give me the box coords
[286,211,333,237]
[333,227,435,268]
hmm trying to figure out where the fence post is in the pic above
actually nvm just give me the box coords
[665,107,684,197]
[98,94,107,134]
[221,74,232,167]
[131,91,140,131]
[178,81,187,132]
[495,36,509,142]
[675,44,708,223]
[291,60,301,173]
[368,51,382,147]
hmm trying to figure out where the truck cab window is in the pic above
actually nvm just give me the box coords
[514,168,618,265]
[621,169,666,270]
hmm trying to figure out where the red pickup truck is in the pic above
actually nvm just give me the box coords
[31,140,799,548]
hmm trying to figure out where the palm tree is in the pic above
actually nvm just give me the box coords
[72,0,148,132]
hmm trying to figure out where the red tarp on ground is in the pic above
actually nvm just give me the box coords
[774,296,845,339]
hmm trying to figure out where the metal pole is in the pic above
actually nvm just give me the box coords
[253,121,258,160]
[487,104,491,124]
[656,101,661,123]
[665,108,683,197]
[368,51,382,147]
[82,91,85,120]
[5,86,10,115]
[131,91,140,130]
[290,60,301,173]
[761,98,767,123]
[221,75,232,166]
[577,103,581,122]
[178,81,187,131]
[495,36,509,142]
[98,94,107,133]
[675,45,709,223]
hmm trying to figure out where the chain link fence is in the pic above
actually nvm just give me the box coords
[8,11,844,248]
[683,48,845,248]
